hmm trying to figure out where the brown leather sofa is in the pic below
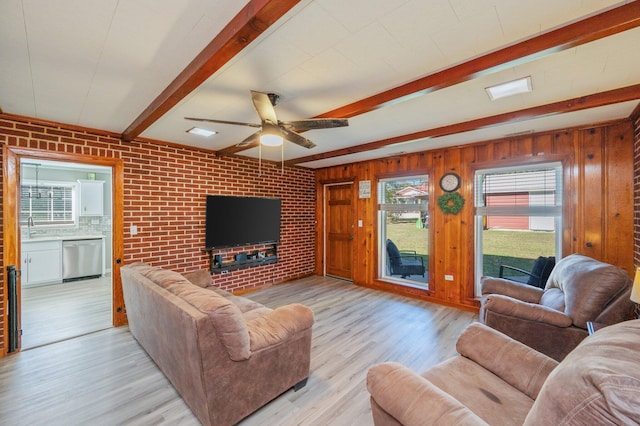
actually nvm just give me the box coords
[367,320,640,425]
[121,263,314,426]
[480,254,633,361]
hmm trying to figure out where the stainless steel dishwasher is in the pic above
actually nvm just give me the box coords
[62,239,103,281]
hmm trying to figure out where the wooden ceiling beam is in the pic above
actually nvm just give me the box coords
[285,84,640,166]
[121,0,301,142]
[218,1,640,157]
[315,1,640,120]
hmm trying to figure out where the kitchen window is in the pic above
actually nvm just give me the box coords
[20,183,75,225]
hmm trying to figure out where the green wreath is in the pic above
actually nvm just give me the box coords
[437,191,465,215]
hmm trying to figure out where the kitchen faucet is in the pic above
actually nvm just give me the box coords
[27,216,36,237]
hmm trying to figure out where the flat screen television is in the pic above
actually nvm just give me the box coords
[205,195,281,249]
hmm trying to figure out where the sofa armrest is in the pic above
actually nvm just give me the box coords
[247,304,314,352]
[456,323,558,399]
[367,362,488,426]
[481,276,544,303]
[482,294,572,328]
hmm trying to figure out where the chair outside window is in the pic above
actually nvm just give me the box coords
[499,256,555,289]
[386,239,425,278]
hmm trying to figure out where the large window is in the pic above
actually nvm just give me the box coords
[378,175,429,287]
[20,182,75,225]
[474,162,562,295]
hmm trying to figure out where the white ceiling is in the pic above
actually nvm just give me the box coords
[1,0,639,169]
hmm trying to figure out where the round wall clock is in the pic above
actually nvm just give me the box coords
[439,172,461,192]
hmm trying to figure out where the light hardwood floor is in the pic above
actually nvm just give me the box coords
[20,276,112,349]
[0,275,477,425]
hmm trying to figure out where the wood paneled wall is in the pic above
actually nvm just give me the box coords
[315,120,635,312]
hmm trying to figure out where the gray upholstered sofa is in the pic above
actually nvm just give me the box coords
[367,320,640,425]
[121,263,314,426]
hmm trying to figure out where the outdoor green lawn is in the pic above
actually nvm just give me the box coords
[386,221,555,278]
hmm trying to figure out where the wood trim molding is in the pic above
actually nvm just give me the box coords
[2,146,19,356]
[630,101,640,121]
[121,0,301,141]
[2,147,127,356]
[0,112,121,139]
[286,84,640,166]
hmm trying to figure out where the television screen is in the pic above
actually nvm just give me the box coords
[205,195,281,249]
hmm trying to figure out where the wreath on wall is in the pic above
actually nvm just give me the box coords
[437,191,465,215]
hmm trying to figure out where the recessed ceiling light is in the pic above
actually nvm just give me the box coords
[186,127,217,137]
[486,76,532,101]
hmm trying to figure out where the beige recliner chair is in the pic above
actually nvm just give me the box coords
[479,254,633,361]
[367,320,640,425]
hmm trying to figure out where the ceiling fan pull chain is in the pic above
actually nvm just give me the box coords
[281,142,284,175]
[259,142,262,176]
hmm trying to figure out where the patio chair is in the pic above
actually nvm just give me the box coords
[386,239,425,278]
[499,255,555,288]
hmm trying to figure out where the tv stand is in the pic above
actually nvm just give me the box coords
[208,244,278,274]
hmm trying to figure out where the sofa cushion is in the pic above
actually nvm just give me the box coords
[128,264,252,361]
[544,254,631,328]
[183,269,233,297]
[227,294,269,313]
[456,323,558,399]
[525,320,640,425]
[367,362,488,425]
[422,357,534,425]
[247,304,315,351]
[136,263,191,290]
[538,288,565,312]
[182,269,214,288]
[169,284,252,361]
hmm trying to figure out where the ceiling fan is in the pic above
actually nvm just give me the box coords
[185,90,348,149]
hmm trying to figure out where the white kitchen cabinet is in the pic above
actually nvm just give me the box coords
[78,180,104,216]
[21,240,63,287]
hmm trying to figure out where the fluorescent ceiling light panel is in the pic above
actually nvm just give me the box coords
[486,76,532,101]
[187,127,217,137]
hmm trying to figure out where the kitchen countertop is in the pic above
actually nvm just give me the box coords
[22,234,105,243]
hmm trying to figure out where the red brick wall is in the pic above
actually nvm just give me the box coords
[0,114,316,353]
[634,110,640,268]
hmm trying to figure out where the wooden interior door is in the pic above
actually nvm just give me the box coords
[325,183,354,280]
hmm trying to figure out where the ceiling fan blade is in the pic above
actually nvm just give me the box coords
[250,91,278,124]
[281,118,349,131]
[184,117,261,128]
[236,131,261,147]
[281,128,316,149]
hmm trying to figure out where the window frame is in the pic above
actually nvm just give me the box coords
[473,161,563,296]
[377,173,431,288]
[20,179,77,226]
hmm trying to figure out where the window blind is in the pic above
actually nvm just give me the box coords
[474,162,562,217]
[20,184,74,224]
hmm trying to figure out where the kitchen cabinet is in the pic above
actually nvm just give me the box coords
[78,180,104,216]
[21,240,63,287]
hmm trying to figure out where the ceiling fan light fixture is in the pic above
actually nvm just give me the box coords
[260,123,283,146]
[486,76,532,101]
[260,134,284,146]
[186,127,217,137]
